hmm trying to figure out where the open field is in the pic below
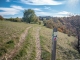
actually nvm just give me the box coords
[0,21,31,58]
[0,20,80,60]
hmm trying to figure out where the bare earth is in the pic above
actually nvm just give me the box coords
[35,27,41,60]
[2,26,31,60]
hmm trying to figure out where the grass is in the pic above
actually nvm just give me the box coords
[0,20,80,60]
[40,26,80,60]
[40,26,52,60]
[13,27,37,60]
[0,20,30,57]
[56,32,80,60]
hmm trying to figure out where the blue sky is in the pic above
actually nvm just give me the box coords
[0,0,80,18]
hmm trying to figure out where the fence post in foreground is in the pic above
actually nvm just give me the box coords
[51,28,57,60]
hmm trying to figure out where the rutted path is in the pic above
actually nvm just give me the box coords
[35,27,41,60]
[2,26,31,60]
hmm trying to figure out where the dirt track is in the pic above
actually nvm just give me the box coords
[2,26,31,60]
[35,27,41,60]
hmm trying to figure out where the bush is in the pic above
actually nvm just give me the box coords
[43,20,54,29]
[58,28,63,32]
[6,17,22,22]
[0,15,4,20]
[39,21,41,25]
[6,40,14,48]
[6,40,14,44]
[0,47,7,56]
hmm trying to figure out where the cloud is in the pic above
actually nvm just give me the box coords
[35,10,73,17]
[44,6,51,10]
[6,0,10,2]
[0,5,24,16]
[32,8,42,11]
[23,8,42,12]
[53,15,64,17]
[21,0,65,5]
[35,11,58,17]
[67,0,79,8]
[36,11,65,17]
[54,11,74,17]
[11,5,24,10]
[35,10,54,16]
[57,11,71,15]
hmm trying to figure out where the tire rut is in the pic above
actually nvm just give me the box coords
[35,27,41,60]
[2,26,31,60]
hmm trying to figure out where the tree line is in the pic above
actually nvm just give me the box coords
[43,15,80,36]
[0,9,39,24]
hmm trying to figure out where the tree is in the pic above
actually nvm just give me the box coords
[0,15,4,20]
[15,17,21,22]
[22,9,38,23]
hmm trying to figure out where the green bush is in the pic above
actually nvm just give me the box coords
[0,47,7,56]
[39,21,41,25]
[6,40,14,48]
[0,15,4,20]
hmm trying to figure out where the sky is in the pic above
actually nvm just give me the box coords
[0,0,80,18]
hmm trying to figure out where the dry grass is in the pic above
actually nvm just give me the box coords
[13,25,41,60]
[40,26,80,60]
[40,26,52,60]
[57,32,80,60]
[0,21,30,57]
[0,20,80,60]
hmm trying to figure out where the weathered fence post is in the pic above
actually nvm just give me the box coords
[76,27,80,53]
[51,28,57,60]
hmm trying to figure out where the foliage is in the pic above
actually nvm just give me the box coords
[6,17,22,22]
[0,47,7,56]
[22,9,38,23]
[42,15,80,36]
[6,40,14,48]
[0,15,4,20]
[39,21,42,25]
[58,28,63,32]
[43,20,54,28]
[15,17,22,22]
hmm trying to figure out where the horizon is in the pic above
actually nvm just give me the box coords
[0,0,80,18]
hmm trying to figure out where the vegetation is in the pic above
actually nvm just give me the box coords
[6,17,22,22]
[40,26,80,60]
[42,15,80,36]
[22,9,39,23]
[13,27,36,60]
[40,26,52,60]
[43,19,54,28]
[0,15,4,20]
[0,21,30,57]
[0,14,80,60]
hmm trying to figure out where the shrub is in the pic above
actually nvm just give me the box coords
[0,47,7,56]
[6,40,14,48]
[43,20,54,29]
[6,40,14,44]
[0,15,4,20]
[39,21,41,25]
[58,28,63,32]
